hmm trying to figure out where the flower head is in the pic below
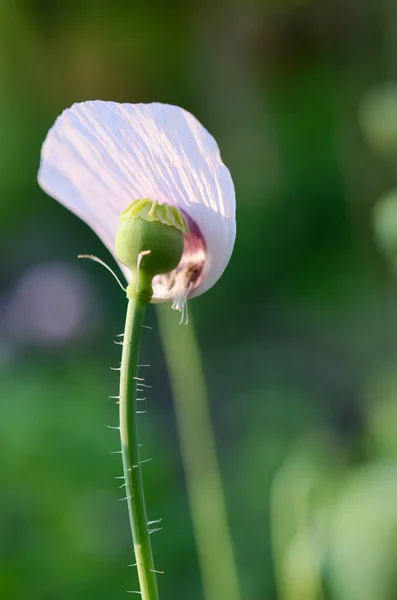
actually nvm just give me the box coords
[38,101,236,309]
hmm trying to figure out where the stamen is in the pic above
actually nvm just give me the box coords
[184,298,189,325]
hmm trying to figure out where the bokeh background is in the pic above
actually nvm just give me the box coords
[2,1,397,599]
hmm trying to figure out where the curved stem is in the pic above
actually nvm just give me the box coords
[119,296,159,600]
[157,306,241,600]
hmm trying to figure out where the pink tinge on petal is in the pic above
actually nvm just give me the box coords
[152,211,207,304]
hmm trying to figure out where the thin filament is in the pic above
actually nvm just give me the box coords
[136,250,152,293]
[78,254,126,292]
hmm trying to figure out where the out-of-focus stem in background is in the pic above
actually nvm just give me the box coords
[157,305,241,600]
[270,456,325,600]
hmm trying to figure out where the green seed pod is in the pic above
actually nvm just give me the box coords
[115,199,189,299]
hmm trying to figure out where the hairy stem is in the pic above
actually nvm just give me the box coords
[119,296,159,600]
[157,306,241,600]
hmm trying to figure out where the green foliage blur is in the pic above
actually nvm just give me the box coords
[2,1,397,599]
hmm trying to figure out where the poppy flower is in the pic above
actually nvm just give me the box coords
[38,101,236,313]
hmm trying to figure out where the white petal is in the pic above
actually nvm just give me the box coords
[38,101,236,300]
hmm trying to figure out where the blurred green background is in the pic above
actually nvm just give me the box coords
[2,1,397,599]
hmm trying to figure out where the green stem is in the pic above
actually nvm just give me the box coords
[157,306,241,600]
[119,296,159,600]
